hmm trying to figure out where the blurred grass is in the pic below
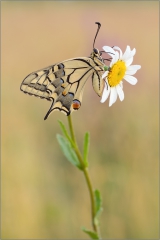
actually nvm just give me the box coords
[1,1,159,239]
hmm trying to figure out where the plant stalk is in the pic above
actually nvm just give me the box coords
[67,115,100,235]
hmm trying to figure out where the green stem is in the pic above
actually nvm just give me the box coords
[68,114,76,144]
[67,115,99,235]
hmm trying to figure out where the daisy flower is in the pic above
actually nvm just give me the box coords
[101,45,141,106]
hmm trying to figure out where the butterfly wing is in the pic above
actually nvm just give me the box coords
[20,57,103,119]
[92,70,104,97]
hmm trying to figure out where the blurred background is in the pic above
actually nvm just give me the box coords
[1,1,159,239]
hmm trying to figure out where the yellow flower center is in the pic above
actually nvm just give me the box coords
[108,60,126,87]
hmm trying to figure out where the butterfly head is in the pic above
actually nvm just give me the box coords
[91,48,104,63]
[93,48,100,56]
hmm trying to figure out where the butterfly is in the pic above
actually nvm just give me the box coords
[20,22,106,120]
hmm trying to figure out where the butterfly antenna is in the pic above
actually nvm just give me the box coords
[93,22,101,49]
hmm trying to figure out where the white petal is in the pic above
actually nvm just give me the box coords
[114,51,120,61]
[125,57,133,67]
[125,69,138,75]
[102,71,108,79]
[103,46,115,56]
[122,46,131,60]
[126,48,136,59]
[126,65,141,75]
[116,85,124,101]
[110,51,119,66]
[123,48,136,62]
[113,46,122,59]
[127,65,141,71]
[109,87,117,107]
[100,82,110,103]
[130,48,136,57]
[124,75,138,85]
[110,59,115,67]
[119,81,123,89]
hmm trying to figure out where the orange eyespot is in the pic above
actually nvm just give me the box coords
[72,100,81,110]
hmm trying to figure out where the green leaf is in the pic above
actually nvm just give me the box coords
[82,227,99,239]
[94,189,103,226]
[57,134,82,170]
[58,120,74,147]
[83,132,90,167]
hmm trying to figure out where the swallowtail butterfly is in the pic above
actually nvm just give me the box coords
[20,22,107,120]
